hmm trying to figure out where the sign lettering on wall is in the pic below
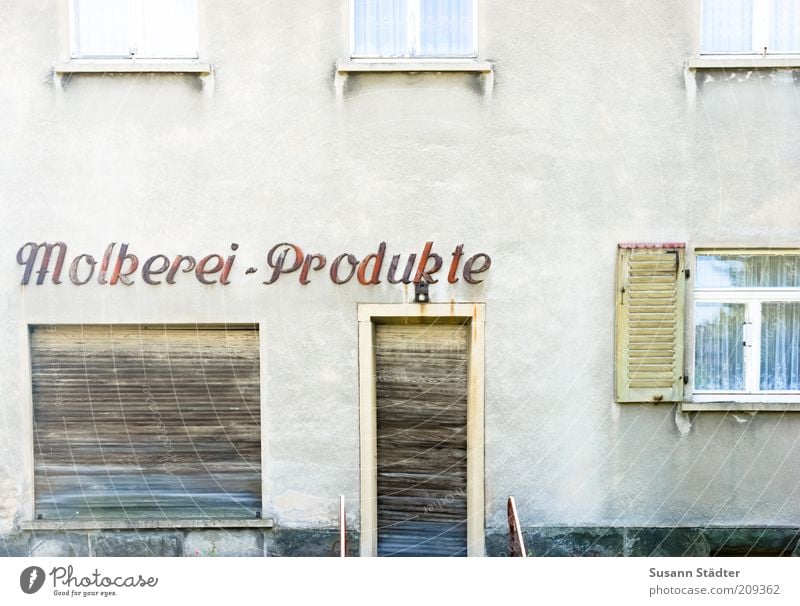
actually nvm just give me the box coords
[16,242,491,286]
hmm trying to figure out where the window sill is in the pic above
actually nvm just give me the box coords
[682,401,800,412]
[686,55,800,69]
[336,59,493,73]
[54,60,212,74]
[20,518,274,531]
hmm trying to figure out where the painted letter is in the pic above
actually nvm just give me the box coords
[263,243,304,285]
[448,244,464,284]
[166,255,196,284]
[357,242,386,285]
[463,253,491,284]
[97,243,116,285]
[330,253,358,284]
[69,254,96,285]
[196,254,225,285]
[300,254,327,285]
[16,242,67,285]
[109,243,139,285]
[220,243,238,285]
[414,241,442,284]
[387,254,417,285]
[142,255,170,285]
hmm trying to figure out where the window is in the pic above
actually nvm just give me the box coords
[70,0,199,60]
[701,0,800,54]
[31,324,261,521]
[694,252,800,400]
[351,0,476,59]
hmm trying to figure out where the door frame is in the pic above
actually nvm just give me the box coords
[358,303,486,557]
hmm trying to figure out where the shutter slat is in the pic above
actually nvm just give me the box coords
[615,245,686,402]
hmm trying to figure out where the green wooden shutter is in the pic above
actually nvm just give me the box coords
[615,244,686,403]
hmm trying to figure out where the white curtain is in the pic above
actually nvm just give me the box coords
[74,0,132,58]
[419,0,474,57]
[770,0,800,52]
[702,0,753,53]
[138,0,199,59]
[73,0,198,59]
[761,302,800,389]
[694,303,745,390]
[696,254,800,288]
[353,0,408,57]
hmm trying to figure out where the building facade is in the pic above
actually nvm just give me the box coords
[1,0,800,557]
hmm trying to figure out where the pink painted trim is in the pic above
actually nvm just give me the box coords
[618,242,686,249]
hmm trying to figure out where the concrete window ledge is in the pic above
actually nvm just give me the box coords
[334,59,495,98]
[336,59,493,73]
[686,55,800,69]
[53,61,213,74]
[21,518,274,531]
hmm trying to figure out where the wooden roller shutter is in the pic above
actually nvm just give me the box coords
[615,244,686,403]
[31,324,261,520]
[375,322,468,557]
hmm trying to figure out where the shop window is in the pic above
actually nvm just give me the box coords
[694,252,800,400]
[70,0,199,60]
[30,324,261,521]
[351,0,476,58]
[701,0,800,54]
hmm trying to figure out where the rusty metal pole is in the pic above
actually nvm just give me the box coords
[508,496,527,557]
[339,495,346,557]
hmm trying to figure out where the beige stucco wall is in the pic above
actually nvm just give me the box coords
[1,0,800,537]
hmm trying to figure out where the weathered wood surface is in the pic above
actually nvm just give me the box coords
[31,325,262,520]
[375,323,468,557]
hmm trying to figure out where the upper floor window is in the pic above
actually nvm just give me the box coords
[701,0,800,54]
[694,252,800,398]
[351,0,476,59]
[70,0,199,60]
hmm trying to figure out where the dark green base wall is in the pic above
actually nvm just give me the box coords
[0,529,360,557]
[2,527,799,557]
[486,527,800,557]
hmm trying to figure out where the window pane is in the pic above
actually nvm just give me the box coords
[419,0,474,57]
[138,0,199,59]
[353,0,408,57]
[770,0,800,52]
[74,0,132,58]
[701,0,753,53]
[696,254,800,288]
[694,303,745,390]
[761,302,800,389]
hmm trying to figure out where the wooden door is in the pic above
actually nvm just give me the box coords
[375,322,469,556]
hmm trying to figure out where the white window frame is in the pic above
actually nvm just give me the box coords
[349,0,478,60]
[700,0,800,56]
[68,0,200,61]
[692,249,800,404]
